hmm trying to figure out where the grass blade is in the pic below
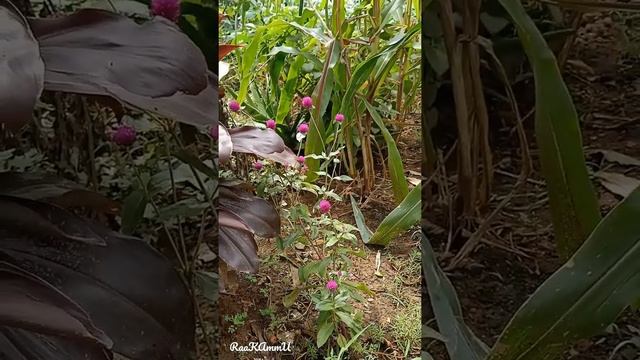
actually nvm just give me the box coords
[487,185,640,359]
[367,184,420,246]
[497,0,601,257]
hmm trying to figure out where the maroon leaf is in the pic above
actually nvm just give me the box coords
[0,0,44,129]
[0,206,195,359]
[0,329,113,360]
[0,172,120,214]
[219,185,280,238]
[219,125,232,163]
[29,9,218,128]
[218,210,259,273]
[29,9,207,98]
[0,262,112,349]
[0,195,107,246]
[228,126,299,166]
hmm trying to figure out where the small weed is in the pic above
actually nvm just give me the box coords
[390,300,420,355]
[224,312,248,334]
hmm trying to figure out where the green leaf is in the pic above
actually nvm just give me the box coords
[496,0,601,258]
[276,54,305,124]
[487,185,640,360]
[367,184,421,246]
[283,288,300,307]
[317,319,335,347]
[298,258,331,282]
[305,40,339,182]
[237,27,265,103]
[350,195,373,243]
[422,233,489,360]
[120,189,147,234]
[363,100,409,202]
[195,271,218,303]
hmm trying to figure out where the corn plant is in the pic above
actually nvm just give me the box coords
[219,0,420,202]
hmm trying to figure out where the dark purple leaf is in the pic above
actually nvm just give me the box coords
[0,219,195,359]
[0,172,119,214]
[0,328,113,360]
[0,262,112,349]
[29,9,218,128]
[0,195,106,246]
[219,125,232,163]
[0,0,44,129]
[219,185,280,238]
[218,210,259,273]
[228,126,299,166]
[29,9,207,98]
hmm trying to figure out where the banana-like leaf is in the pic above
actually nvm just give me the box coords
[218,210,259,273]
[496,0,601,257]
[363,100,409,203]
[0,206,195,359]
[367,184,421,246]
[487,185,640,360]
[422,233,489,360]
[228,126,298,166]
[0,0,44,129]
[0,261,112,349]
[30,9,216,127]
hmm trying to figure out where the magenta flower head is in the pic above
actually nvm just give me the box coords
[111,125,136,146]
[297,122,309,134]
[335,113,345,123]
[301,96,313,109]
[326,280,338,292]
[297,155,305,164]
[254,161,264,170]
[209,125,218,140]
[150,0,181,22]
[228,99,241,112]
[318,199,332,214]
[266,119,276,130]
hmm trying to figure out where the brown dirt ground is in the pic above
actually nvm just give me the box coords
[424,12,640,360]
[216,115,423,359]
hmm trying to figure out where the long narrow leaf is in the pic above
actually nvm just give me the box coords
[350,195,372,243]
[237,27,265,103]
[496,0,601,257]
[367,184,421,246]
[422,233,489,360]
[276,55,305,124]
[487,185,640,360]
[363,100,409,202]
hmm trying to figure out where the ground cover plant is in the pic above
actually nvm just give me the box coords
[424,1,640,359]
[218,0,422,358]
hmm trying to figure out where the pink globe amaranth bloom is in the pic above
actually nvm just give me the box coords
[254,161,264,170]
[301,96,313,109]
[297,122,309,134]
[296,155,305,164]
[326,280,338,292]
[266,119,276,130]
[318,199,332,214]
[228,100,241,112]
[150,0,181,22]
[111,125,136,146]
[335,113,345,123]
[209,125,218,140]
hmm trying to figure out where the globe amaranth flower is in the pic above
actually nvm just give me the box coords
[228,99,241,112]
[335,113,345,123]
[318,199,331,214]
[326,280,338,292]
[111,125,136,146]
[254,161,264,170]
[301,96,313,109]
[297,155,305,164]
[297,122,309,134]
[209,125,218,140]
[150,0,181,22]
[266,119,276,130]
